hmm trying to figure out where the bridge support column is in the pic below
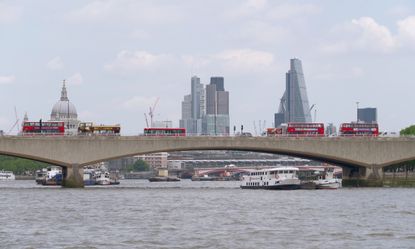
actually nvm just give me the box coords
[62,164,84,188]
[343,166,384,187]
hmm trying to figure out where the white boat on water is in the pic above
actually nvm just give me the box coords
[0,170,15,180]
[95,171,111,185]
[314,167,342,189]
[240,166,301,190]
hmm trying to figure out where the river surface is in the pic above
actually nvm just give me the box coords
[0,180,414,249]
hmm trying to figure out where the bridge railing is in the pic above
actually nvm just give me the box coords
[3,133,415,139]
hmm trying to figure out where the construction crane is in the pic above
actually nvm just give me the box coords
[7,107,19,135]
[144,113,149,128]
[148,97,160,128]
[309,104,317,122]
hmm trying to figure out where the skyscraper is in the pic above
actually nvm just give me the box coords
[274,58,312,127]
[203,77,229,135]
[358,107,377,123]
[180,76,204,135]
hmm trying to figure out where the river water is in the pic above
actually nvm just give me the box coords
[0,180,414,249]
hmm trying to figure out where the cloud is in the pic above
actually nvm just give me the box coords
[105,50,174,73]
[66,0,182,24]
[265,3,321,20]
[213,49,275,71]
[310,65,364,81]
[397,16,415,46]
[106,48,276,75]
[67,73,83,86]
[388,5,412,17]
[0,3,22,23]
[0,75,16,85]
[228,1,320,20]
[235,21,288,44]
[351,17,399,53]
[122,96,158,109]
[322,17,400,54]
[47,56,64,70]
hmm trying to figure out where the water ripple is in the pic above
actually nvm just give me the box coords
[0,180,415,249]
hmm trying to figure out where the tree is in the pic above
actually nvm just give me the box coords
[128,159,150,172]
[0,155,48,174]
[400,125,415,136]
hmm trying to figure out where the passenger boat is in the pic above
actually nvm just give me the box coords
[0,170,15,180]
[240,167,301,190]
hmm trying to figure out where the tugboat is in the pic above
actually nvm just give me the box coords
[94,168,120,185]
[240,167,301,190]
[41,166,62,185]
[95,171,111,185]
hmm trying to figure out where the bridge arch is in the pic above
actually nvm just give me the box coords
[78,147,366,171]
[0,151,67,168]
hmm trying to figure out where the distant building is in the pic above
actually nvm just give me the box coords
[180,76,230,136]
[50,80,80,135]
[152,120,173,128]
[325,123,337,136]
[358,108,377,123]
[203,77,230,135]
[135,152,169,169]
[274,58,312,127]
[180,76,204,135]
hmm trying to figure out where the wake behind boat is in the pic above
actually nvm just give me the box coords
[240,167,301,190]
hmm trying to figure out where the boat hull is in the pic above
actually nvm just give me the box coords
[240,184,301,190]
[315,179,342,189]
[148,176,180,182]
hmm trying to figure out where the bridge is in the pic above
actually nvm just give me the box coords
[1,135,414,187]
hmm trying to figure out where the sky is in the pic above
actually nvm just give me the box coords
[1,0,415,135]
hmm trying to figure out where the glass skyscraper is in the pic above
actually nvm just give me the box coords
[275,58,312,127]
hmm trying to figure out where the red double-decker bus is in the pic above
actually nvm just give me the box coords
[144,128,186,136]
[286,123,325,136]
[22,121,65,135]
[339,123,379,136]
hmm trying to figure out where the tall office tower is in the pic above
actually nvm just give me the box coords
[203,77,230,135]
[274,58,312,127]
[191,76,203,119]
[180,76,205,135]
[358,107,377,123]
[210,77,224,91]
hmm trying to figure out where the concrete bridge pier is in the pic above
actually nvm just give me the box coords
[62,164,84,188]
[342,165,384,187]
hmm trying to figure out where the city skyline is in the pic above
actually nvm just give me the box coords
[180,76,230,135]
[1,1,415,134]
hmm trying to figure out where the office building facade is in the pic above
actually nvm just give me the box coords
[275,58,312,127]
[180,76,204,135]
[202,77,230,135]
[358,107,377,123]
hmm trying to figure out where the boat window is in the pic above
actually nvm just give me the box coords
[284,170,288,174]
[288,170,293,174]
